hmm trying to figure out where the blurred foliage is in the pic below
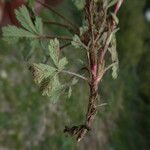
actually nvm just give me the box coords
[0,0,149,150]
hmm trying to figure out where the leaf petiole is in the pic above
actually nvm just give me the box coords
[61,70,89,82]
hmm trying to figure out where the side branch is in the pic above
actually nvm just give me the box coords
[44,21,77,33]
[37,0,79,31]
[61,70,89,82]
[39,35,72,41]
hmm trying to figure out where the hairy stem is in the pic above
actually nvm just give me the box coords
[64,0,124,142]
[77,80,98,141]
[64,75,99,142]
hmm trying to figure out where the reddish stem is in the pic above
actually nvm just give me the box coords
[91,64,97,79]
[114,0,124,15]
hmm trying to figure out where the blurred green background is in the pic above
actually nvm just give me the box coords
[0,0,149,149]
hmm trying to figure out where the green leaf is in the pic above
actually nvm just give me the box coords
[40,78,52,96]
[29,62,65,101]
[111,13,119,24]
[48,38,60,66]
[49,75,64,101]
[40,74,60,97]
[15,5,36,33]
[108,35,119,79]
[68,87,72,98]
[71,78,78,85]
[22,39,39,61]
[72,0,86,10]
[2,37,19,44]
[28,0,36,8]
[67,78,78,99]
[2,6,44,42]
[50,86,64,102]
[30,39,39,52]
[35,17,43,35]
[29,63,56,84]
[100,32,108,44]
[112,62,119,79]
[109,35,118,62]
[2,26,37,38]
[79,26,88,36]
[71,34,82,49]
[107,0,118,8]
[52,75,61,90]
[58,57,68,70]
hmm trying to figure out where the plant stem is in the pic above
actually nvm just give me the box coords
[44,21,77,34]
[114,0,124,15]
[96,103,108,108]
[60,43,71,50]
[64,76,99,142]
[37,0,79,32]
[77,80,98,141]
[100,0,124,63]
[61,70,89,82]
[104,62,118,73]
[43,43,71,64]
[39,35,72,41]
[64,0,124,142]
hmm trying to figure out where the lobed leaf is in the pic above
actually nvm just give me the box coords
[22,39,39,61]
[15,5,37,33]
[49,86,64,102]
[71,34,82,49]
[29,63,64,101]
[112,62,119,79]
[2,26,37,38]
[28,0,36,8]
[111,13,119,24]
[68,87,72,99]
[29,63,56,84]
[39,74,62,98]
[58,57,68,70]
[40,78,52,96]
[35,17,43,35]
[71,78,79,85]
[72,0,86,10]
[107,0,118,8]
[108,35,119,79]
[79,26,88,36]
[48,39,60,66]
[48,75,64,101]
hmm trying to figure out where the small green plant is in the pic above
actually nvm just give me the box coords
[2,0,124,142]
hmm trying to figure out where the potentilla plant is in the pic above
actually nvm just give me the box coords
[2,0,124,142]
